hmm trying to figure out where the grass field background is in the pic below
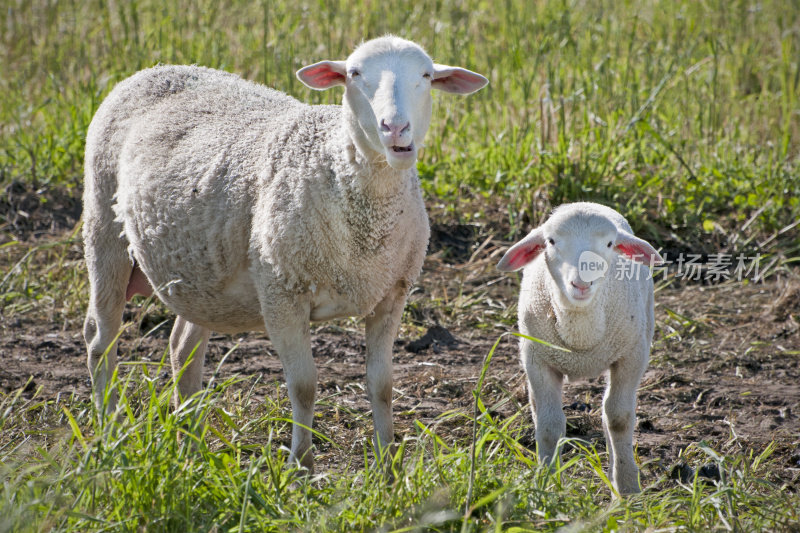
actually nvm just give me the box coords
[1,0,799,531]
[3,0,799,242]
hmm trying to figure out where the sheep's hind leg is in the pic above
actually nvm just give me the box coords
[169,316,210,409]
[365,281,407,467]
[83,238,131,417]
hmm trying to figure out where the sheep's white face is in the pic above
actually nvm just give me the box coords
[297,36,487,170]
[342,46,434,169]
[496,206,663,310]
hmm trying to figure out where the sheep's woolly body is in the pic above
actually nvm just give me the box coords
[85,65,428,334]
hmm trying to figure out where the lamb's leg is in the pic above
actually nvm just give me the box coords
[522,342,565,466]
[603,357,646,494]
[83,237,131,416]
[169,316,210,408]
[262,297,316,472]
[364,281,407,464]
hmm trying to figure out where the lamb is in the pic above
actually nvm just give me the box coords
[496,202,662,494]
[82,36,488,471]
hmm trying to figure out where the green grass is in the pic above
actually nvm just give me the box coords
[1,345,797,532]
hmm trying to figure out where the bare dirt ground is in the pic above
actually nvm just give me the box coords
[1,196,799,488]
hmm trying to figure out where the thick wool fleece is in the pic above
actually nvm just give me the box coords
[83,65,429,334]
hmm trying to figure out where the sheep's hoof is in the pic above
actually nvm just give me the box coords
[372,442,401,483]
[287,451,315,478]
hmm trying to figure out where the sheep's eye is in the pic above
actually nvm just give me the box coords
[423,72,432,79]
[607,241,613,248]
[349,70,360,78]
[548,238,555,245]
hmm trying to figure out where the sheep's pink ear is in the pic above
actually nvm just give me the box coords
[497,229,545,272]
[296,60,347,90]
[432,64,488,94]
[614,231,664,265]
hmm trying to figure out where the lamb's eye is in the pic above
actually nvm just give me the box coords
[548,238,555,245]
[349,70,360,78]
[423,72,432,79]
[607,241,613,248]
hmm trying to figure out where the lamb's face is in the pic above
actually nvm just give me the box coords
[343,42,435,170]
[542,216,618,309]
[296,36,487,171]
[496,204,663,310]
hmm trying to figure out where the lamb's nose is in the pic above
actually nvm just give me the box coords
[380,119,410,136]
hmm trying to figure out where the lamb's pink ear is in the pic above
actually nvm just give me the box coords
[296,60,347,90]
[497,229,546,272]
[432,64,488,94]
[614,231,664,265]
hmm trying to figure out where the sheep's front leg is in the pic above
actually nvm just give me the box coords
[262,296,316,472]
[169,316,210,409]
[364,281,407,464]
[603,357,646,494]
[522,341,565,466]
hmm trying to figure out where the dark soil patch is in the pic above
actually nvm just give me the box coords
[0,181,82,243]
[3,268,799,488]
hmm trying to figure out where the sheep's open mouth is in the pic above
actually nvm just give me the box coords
[391,144,414,153]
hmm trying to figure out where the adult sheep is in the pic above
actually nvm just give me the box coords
[496,202,662,494]
[82,36,487,471]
